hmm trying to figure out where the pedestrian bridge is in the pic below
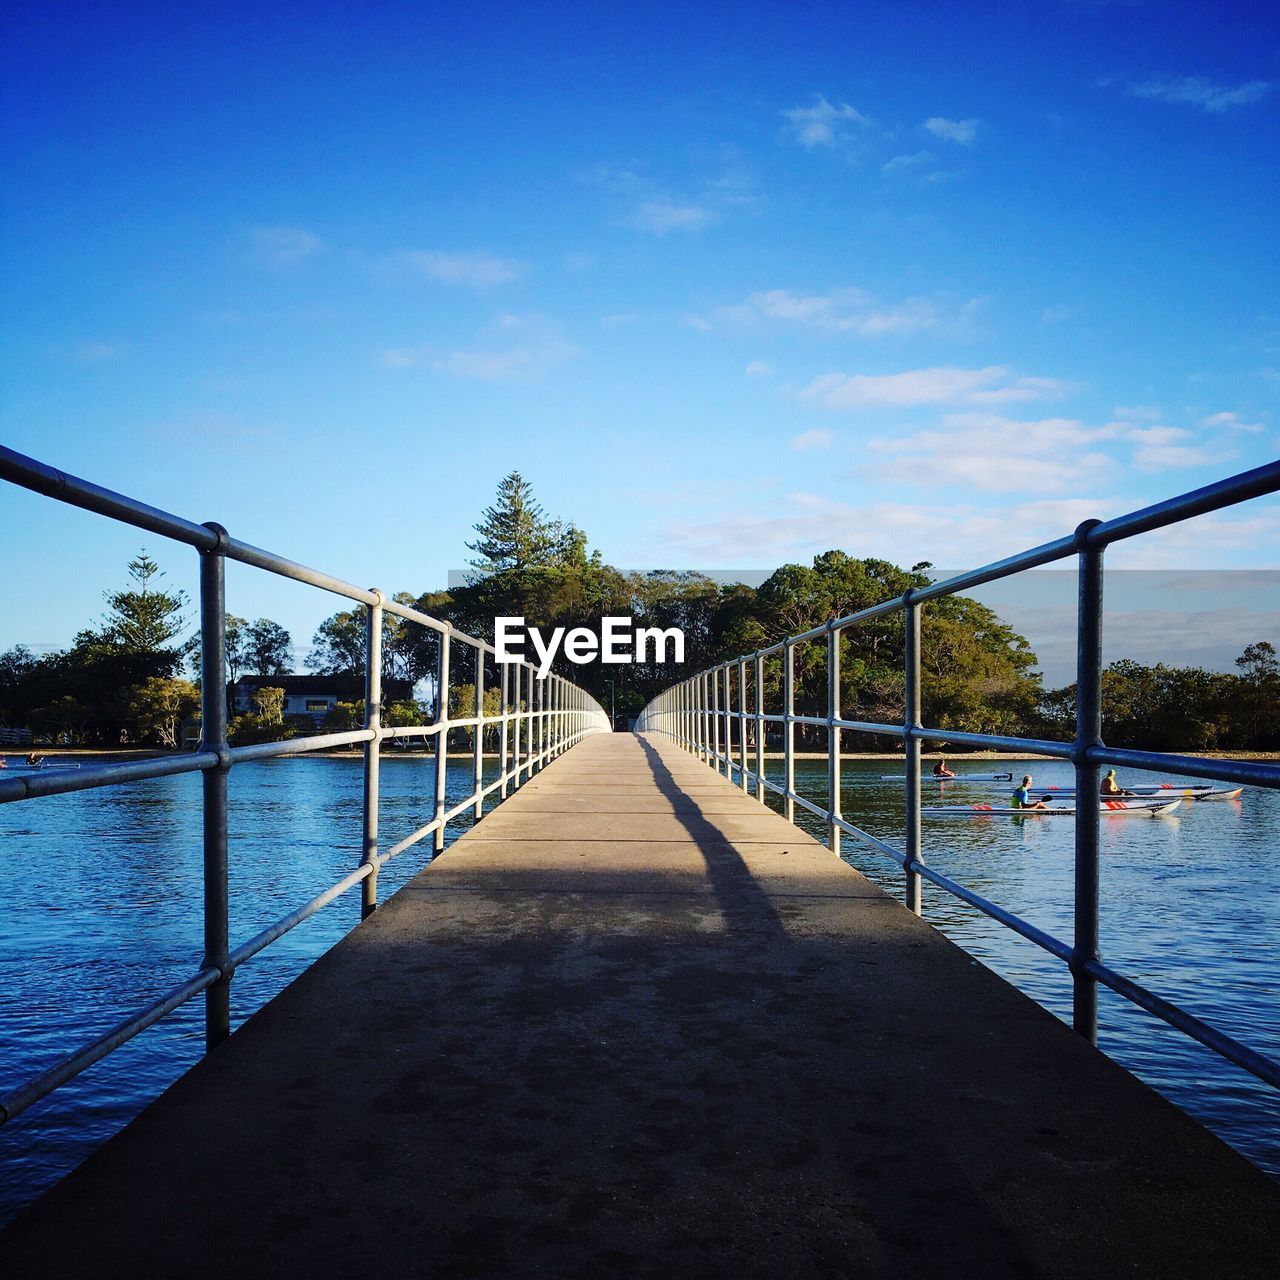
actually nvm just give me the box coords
[2,446,1279,1276]
[4,731,1278,1277]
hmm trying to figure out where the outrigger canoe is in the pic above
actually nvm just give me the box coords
[921,798,1182,817]
[1031,784,1242,802]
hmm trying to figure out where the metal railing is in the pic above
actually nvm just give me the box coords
[636,460,1280,1090]
[0,445,610,1124]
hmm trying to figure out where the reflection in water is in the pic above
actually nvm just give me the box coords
[0,753,1276,1223]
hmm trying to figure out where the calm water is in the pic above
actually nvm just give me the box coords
[1,751,1277,1223]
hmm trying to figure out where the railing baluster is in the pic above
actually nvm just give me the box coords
[784,641,795,824]
[755,652,765,802]
[434,631,451,853]
[828,622,841,857]
[499,662,510,798]
[904,598,922,916]
[473,647,485,821]
[1073,524,1105,1043]
[198,524,230,1049]
[361,590,384,917]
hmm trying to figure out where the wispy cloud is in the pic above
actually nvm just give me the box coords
[1125,425,1220,470]
[924,116,979,144]
[67,340,122,364]
[790,429,833,451]
[400,250,527,286]
[654,492,1108,567]
[868,413,1116,494]
[745,360,774,379]
[1202,410,1266,434]
[248,226,326,267]
[382,315,578,382]
[1040,305,1073,326]
[1126,76,1274,112]
[711,287,984,338]
[881,151,933,174]
[801,365,1067,410]
[587,158,750,237]
[782,95,870,148]
[629,198,715,235]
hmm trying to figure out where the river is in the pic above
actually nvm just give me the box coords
[1,750,1276,1223]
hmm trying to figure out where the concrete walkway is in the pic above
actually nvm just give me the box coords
[3,733,1277,1278]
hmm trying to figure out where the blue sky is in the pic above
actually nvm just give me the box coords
[1,0,1277,669]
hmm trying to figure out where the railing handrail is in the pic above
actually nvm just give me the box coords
[635,459,1280,1092]
[0,445,610,1125]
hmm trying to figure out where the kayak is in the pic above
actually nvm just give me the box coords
[1030,784,1242,802]
[881,772,1014,782]
[0,761,81,775]
[921,798,1182,817]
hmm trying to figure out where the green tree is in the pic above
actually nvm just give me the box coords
[243,618,293,676]
[307,611,365,675]
[128,677,200,749]
[251,686,285,724]
[101,551,190,660]
[466,472,556,573]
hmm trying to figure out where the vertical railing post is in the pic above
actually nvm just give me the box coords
[513,667,521,779]
[434,629,451,853]
[499,661,510,798]
[754,652,765,801]
[784,641,795,824]
[904,598,923,915]
[532,669,542,773]
[738,658,749,791]
[198,525,230,1050]
[472,647,485,821]
[361,590,384,918]
[828,621,842,857]
[711,666,721,773]
[725,665,733,778]
[1073,522,1105,1043]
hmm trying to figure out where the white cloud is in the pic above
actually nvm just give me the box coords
[868,412,1117,494]
[882,151,933,173]
[745,360,774,378]
[924,116,979,144]
[1127,76,1274,112]
[790,429,833,451]
[782,95,870,148]
[1112,404,1163,422]
[1202,411,1265,434]
[681,314,713,332]
[654,492,1107,567]
[1040,305,1072,326]
[1132,443,1221,471]
[381,315,577,382]
[801,365,1068,410]
[401,250,526,286]
[69,341,122,364]
[248,226,326,267]
[629,198,715,234]
[715,287,983,338]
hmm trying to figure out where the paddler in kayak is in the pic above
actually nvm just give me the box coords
[932,758,957,778]
[1011,774,1049,810]
[1099,769,1132,798]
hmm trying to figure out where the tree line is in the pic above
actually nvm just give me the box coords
[1,479,1276,752]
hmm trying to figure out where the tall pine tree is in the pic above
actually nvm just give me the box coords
[466,473,555,573]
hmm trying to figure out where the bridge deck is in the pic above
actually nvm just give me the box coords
[3,733,1277,1277]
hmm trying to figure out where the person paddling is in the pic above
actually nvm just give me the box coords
[932,758,957,778]
[1099,769,1132,798]
[1011,774,1048,810]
